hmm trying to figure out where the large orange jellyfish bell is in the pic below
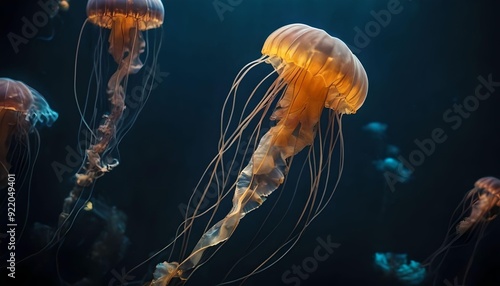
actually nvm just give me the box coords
[150,23,368,286]
[260,23,368,155]
[263,23,368,114]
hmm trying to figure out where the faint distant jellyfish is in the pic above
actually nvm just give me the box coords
[363,121,387,138]
[425,176,500,284]
[47,0,71,17]
[150,23,368,285]
[49,0,70,17]
[374,157,412,183]
[0,78,58,188]
[363,121,389,157]
[35,0,70,42]
[70,198,131,285]
[386,144,400,157]
[32,197,131,285]
[58,0,70,11]
[59,0,164,229]
[374,252,426,285]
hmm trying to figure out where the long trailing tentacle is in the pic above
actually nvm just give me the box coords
[59,24,145,233]
[151,64,331,285]
[151,130,290,286]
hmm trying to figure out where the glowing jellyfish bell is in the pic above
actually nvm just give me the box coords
[0,78,58,188]
[259,23,368,154]
[58,0,70,11]
[86,0,164,64]
[149,23,368,285]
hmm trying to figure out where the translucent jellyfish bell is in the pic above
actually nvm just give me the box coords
[0,78,58,188]
[0,77,58,127]
[87,0,165,63]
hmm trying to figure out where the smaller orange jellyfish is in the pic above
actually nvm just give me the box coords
[0,78,58,189]
[83,0,165,171]
[59,0,164,230]
[457,176,500,234]
[425,176,500,284]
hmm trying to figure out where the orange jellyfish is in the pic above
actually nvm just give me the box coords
[58,0,70,12]
[148,23,368,285]
[0,78,58,189]
[425,176,500,284]
[457,177,500,234]
[59,0,164,230]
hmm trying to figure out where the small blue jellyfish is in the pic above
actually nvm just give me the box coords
[374,252,426,285]
[386,144,400,157]
[363,121,388,137]
[363,122,390,156]
[374,157,412,183]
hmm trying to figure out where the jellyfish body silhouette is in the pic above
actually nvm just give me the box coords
[59,0,164,231]
[0,78,58,188]
[457,176,500,234]
[425,176,500,285]
[151,23,368,285]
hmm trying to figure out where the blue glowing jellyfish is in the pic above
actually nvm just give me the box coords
[386,144,400,157]
[374,252,426,285]
[0,77,58,188]
[374,157,412,184]
[363,121,387,137]
[363,121,391,158]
